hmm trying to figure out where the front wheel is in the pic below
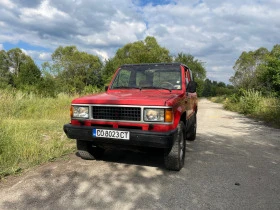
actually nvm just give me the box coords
[164,121,186,171]
[77,140,105,160]
[186,113,197,141]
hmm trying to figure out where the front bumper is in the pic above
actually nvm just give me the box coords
[63,124,177,148]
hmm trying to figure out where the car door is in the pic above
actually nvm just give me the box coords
[184,67,197,119]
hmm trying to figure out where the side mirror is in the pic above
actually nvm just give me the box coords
[187,81,197,93]
[105,86,109,91]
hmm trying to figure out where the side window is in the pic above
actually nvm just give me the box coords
[189,69,193,81]
[185,67,191,86]
[185,68,197,93]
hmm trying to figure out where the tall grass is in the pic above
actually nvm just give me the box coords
[213,90,280,127]
[0,89,76,178]
[238,89,262,114]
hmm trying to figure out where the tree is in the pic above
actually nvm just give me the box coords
[230,47,269,89]
[45,46,103,93]
[202,79,213,97]
[114,36,172,64]
[102,36,172,83]
[6,48,28,78]
[0,50,12,88]
[102,59,118,85]
[256,45,280,95]
[0,48,42,90]
[201,79,235,97]
[15,57,41,89]
[231,45,280,95]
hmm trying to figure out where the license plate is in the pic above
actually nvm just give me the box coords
[93,129,130,140]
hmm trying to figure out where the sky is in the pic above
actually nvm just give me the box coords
[0,0,280,84]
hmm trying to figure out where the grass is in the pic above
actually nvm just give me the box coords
[210,90,280,128]
[0,90,76,178]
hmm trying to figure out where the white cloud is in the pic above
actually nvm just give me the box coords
[38,52,51,61]
[0,0,16,9]
[90,50,109,61]
[20,0,68,20]
[0,0,279,83]
[20,48,28,55]
[22,50,52,62]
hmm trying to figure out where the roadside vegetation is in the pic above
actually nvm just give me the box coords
[211,90,280,127]
[0,89,76,178]
[209,44,280,128]
[0,36,279,177]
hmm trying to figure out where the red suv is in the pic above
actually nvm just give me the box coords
[64,63,198,171]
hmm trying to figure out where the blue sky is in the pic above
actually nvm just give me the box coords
[1,0,280,83]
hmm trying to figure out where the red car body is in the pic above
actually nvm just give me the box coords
[64,63,198,171]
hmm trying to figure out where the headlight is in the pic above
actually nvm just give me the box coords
[71,106,89,118]
[144,108,173,122]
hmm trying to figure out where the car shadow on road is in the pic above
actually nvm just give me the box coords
[2,154,185,210]
[2,128,280,210]
[75,148,165,168]
[2,140,200,209]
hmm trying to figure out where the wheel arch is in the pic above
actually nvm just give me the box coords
[180,111,187,127]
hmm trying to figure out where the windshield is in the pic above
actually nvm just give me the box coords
[111,65,182,90]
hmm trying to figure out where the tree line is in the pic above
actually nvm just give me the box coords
[230,44,280,96]
[1,36,209,97]
[1,36,279,98]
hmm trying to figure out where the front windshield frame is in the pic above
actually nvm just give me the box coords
[110,64,182,90]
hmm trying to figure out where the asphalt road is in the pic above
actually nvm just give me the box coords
[0,99,279,210]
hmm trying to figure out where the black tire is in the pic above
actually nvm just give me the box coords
[187,113,197,141]
[77,140,105,160]
[164,121,186,171]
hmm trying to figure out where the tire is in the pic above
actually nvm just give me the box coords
[187,113,197,141]
[77,140,105,160]
[164,121,186,171]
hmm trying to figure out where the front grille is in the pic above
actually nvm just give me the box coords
[92,106,141,121]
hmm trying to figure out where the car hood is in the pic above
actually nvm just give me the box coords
[72,90,182,106]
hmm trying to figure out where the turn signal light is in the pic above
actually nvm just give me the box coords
[70,106,73,118]
[165,109,173,122]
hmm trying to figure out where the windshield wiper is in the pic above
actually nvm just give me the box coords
[113,86,141,89]
[140,86,172,92]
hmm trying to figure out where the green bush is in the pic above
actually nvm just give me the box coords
[221,89,280,127]
[239,89,262,114]
[81,85,102,95]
